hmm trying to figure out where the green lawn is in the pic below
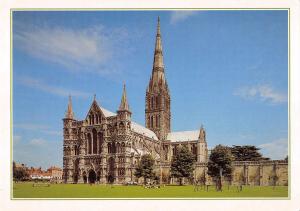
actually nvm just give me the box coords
[12,182,288,199]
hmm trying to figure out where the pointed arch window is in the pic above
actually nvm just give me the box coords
[92,129,97,154]
[112,142,116,153]
[151,97,154,109]
[158,115,160,127]
[173,146,177,156]
[119,122,125,130]
[192,145,197,156]
[148,116,150,128]
[156,96,159,108]
[116,143,121,153]
[90,114,94,125]
[121,142,126,153]
[108,143,112,154]
[98,132,103,153]
[74,145,79,155]
[87,133,92,154]
[151,116,154,128]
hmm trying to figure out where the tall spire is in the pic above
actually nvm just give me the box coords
[65,95,74,119]
[153,16,164,70]
[119,83,130,111]
[145,17,171,140]
[149,16,167,92]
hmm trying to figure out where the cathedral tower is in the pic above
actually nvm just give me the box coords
[145,17,171,140]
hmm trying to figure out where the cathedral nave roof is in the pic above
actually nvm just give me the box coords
[167,130,200,142]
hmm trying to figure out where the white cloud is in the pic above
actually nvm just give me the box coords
[234,84,287,104]
[17,76,90,99]
[170,11,198,24]
[14,123,62,137]
[14,23,130,75]
[259,138,288,160]
[29,138,47,146]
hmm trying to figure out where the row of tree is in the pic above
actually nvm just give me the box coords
[134,144,272,189]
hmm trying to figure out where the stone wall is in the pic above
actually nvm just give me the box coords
[161,160,288,186]
[231,160,288,186]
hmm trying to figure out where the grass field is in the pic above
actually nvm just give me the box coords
[12,183,288,199]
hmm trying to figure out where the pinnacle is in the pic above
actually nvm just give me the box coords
[65,95,74,119]
[119,83,130,111]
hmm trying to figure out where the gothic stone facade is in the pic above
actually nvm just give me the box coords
[62,18,288,185]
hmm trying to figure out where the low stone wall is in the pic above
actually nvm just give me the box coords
[161,160,288,186]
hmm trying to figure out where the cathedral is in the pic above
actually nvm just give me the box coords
[62,18,288,186]
[62,17,208,184]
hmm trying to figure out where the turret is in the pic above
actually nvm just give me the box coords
[117,84,131,133]
[197,125,208,163]
[62,95,76,183]
[63,95,76,139]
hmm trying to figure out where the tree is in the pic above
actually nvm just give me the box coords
[170,145,196,185]
[284,155,288,162]
[13,162,29,182]
[207,145,233,191]
[231,145,269,161]
[134,154,155,184]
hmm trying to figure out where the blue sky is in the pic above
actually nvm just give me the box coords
[13,10,288,169]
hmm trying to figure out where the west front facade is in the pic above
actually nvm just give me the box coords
[62,18,288,186]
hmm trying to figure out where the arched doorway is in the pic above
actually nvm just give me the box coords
[82,171,87,184]
[108,157,115,184]
[73,159,79,184]
[88,169,96,184]
[107,175,114,184]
